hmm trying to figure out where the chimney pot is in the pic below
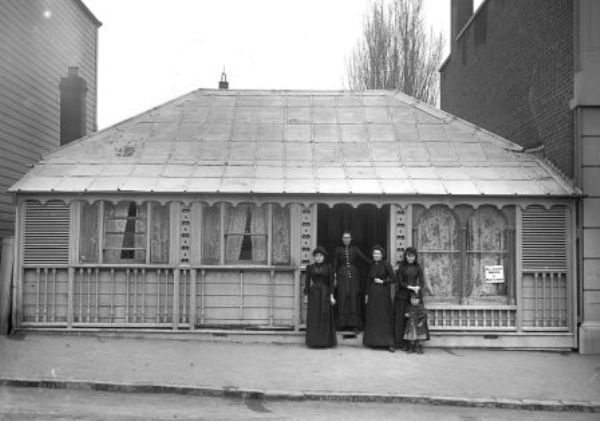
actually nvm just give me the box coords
[219,70,229,90]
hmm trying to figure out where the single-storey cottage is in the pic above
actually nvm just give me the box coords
[9,88,580,348]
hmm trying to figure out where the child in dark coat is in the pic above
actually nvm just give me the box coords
[394,247,429,349]
[403,293,429,354]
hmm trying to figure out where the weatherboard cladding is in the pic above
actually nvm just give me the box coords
[0,0,99,238]
[10,90,578,196]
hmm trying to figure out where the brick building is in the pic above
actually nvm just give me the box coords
[440,0,600,353]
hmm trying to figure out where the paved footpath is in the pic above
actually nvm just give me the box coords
[0,333,599,412]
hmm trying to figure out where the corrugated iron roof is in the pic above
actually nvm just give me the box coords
[10,89,579,196]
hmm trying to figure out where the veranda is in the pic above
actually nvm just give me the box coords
[15,193,577,349]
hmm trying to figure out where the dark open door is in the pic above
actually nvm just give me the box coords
[316,204,389,260]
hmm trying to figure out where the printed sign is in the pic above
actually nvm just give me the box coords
[484,265,504,284]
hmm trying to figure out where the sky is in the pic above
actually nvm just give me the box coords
[83,0,481,129]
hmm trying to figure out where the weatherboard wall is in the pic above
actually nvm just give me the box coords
[0,0,99,238]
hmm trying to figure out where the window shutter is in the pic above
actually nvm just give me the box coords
[24,201,70,265]
[521,206,567,271]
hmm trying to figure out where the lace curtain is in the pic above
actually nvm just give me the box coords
[224,204,267,264]
[149,202,170,263]
[202,204,221,264]
[104,202,147,263]
[417,206,461,300]
[272,204,290,264]
[467,207,508,299]
[416,205,514,305]
[79,201,169,264]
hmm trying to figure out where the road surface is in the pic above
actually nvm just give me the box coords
[0,386,596,420]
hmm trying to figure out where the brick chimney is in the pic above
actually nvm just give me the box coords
[59,66,87,145]
[218,70,229,90]
[450,0,473,52]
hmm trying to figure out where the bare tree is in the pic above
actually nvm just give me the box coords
[346,0,444,104]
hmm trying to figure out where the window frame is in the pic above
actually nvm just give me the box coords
[200,202,291,267]
[78,200,171,265]
[465,206,514,303]
[222,203,270,265]
[413,204,516,306]
[414,205,462,301]
[103,201,148,262]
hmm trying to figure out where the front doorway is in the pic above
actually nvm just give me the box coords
[315,204,390,331]
[317,204,389,261]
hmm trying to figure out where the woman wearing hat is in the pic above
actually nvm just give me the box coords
[363,245,396,352]
[304,246,337,348]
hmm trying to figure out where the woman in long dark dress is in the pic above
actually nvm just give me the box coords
[363,245,396,352]
[333,231,370,331]
[304,247,337,348]
[394,247,430,350]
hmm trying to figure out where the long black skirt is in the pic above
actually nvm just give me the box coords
[336,265,362,329]
[362,283,394,347]
[393,295,409,346]
[306,283,337,348]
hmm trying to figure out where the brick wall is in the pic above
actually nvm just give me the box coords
[440,0,574,177]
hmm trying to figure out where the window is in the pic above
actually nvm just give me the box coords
[416,205,461,300]
[201,202,290,265]
[202,204,221,264]
[149,202,170,263]
[104,201,147,262]
[414,204,515,305]
[466,206,512,303]
[79,202,99,263]
[272,204,291,265]
[224,203,268,264]
[79,201,170,264]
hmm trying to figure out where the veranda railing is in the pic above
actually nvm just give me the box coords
[19,265,568,332]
